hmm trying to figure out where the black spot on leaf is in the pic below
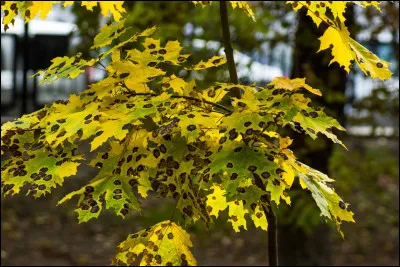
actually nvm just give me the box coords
[301,110,309,117]
[261,172,271,179]
[159,144,167,153]
[113,195,122,200]
[248,165,257,172]
[219,137,227,144]
[51,124,60,132]
[237,187,245,193]
[90,206,100,213]
[120,209,128,216]
[38,184,46,190]
[113,189,122,194]
[307,128,315,134]
[85,186,94,193]
[187,125,197,131]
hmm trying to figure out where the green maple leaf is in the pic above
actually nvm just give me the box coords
[58,141,141,222]
[2,130,83,198]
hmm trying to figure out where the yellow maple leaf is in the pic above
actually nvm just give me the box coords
[186,55,227,71]
[228,200,248,232]
[318,21,392,80]
[81,1,98,11]
[250,204,268,230]
[99,1,126,21]
[27,1,53,21]
[62,1,74,7]
[268,77,322,96]
[206,184,228,218]
[230,1,256,21]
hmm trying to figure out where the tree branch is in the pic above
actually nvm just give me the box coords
[219,1,241,99]
[263,201,279,266]
[253,174,279,266]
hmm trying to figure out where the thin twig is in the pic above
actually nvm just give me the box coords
[98,61,107,70]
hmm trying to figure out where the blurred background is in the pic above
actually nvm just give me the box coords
[1,1,398,266]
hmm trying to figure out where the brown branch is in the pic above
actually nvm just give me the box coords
[263,200,278,266]
[253,170,279,266]
[219,1,241,99]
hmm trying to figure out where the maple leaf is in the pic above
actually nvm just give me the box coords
[258,78,347,148]
[33,54,96,85]
[206,184,228,218]
[62,1,74,7]
[41,95,102,147]
[230,1,256,21]
[26,1,53,21]
[113,220,197,266]
[92,19,128,49]
[81,1,126,21]
[191,1,256,21]
[1,129,83,198]
[291,161,355,238]
[81,1,98,11]
[99,1,126,21]
[127,38,190,66]
[58,140,143,222]
[186,55,227,71]
[318,22,392,80]
[206,184,269,231]
[287,1,392,80]
[267,77,322,96]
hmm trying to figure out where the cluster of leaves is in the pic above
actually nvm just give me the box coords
[192,1,256,21]
[1,1,126,31]
[287,1,392,80]
[1,1,393,266]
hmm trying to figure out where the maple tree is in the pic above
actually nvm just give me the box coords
[0,1,393,266]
